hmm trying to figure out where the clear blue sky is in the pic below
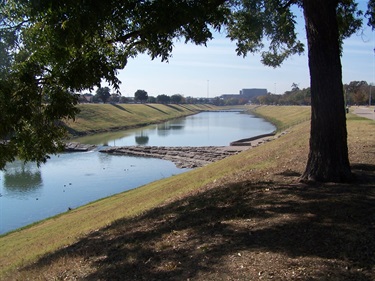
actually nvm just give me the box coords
[116,6,375,99]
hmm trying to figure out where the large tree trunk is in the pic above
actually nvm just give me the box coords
[301,0,352,182]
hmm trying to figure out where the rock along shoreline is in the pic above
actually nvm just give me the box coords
[65,132,283,169]
[99,146,241,169]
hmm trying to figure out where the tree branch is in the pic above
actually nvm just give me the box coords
[108,30,141,45]
[281,0,298,10]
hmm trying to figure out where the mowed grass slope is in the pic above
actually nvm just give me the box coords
[65,103,217,135]
[248,105,311,131]
[1,106,374,280]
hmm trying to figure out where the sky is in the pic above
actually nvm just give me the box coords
[116,5,375,99]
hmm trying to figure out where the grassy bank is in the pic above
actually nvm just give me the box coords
[1,106,374,280]
[247,105,311,132]
[65,103,218,136]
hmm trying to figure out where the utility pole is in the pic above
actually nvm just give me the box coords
[370,83,372,106]
[207,80,209,100]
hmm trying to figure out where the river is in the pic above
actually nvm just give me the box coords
[0,111,275,235]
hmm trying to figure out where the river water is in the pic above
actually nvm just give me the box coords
[0,111,274,235]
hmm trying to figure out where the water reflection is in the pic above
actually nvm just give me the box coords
[135,130,149,145]
[72,111,275,147]
[157,123,171,136]
[3,162,43,192]
[74,130,133,146]
[156,119,185,137]
[135,135,149,145]
[98,151,113,165]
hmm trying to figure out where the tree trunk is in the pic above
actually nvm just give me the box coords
[301,0,352,182]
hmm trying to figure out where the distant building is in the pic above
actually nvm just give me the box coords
[240,88,267,99]
[220,88,267,101]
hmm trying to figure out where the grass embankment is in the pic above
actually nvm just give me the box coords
[247,105,311,132]
[1,106,374,280]
[65,103,218,136]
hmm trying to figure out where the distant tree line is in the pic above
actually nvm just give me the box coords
[78,88,212,104]
[79,81,375,106]
[252,83,311,105]
[344,81,374,106]
[250,81,374,106]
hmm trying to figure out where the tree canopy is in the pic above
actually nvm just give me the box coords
[95,87,111,103]
[157,94,171,104]
[134,90,149,103]
[1,0,374,181]
[0,0,228,169]
[170,94,184,104]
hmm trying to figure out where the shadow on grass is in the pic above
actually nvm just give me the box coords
[276,169,302,177]
[145,104,169,115]
[165,104,184,112]
[179,105,196,112]
[22,166,375,280]
[110,103,133,114]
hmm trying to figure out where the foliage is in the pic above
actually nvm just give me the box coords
[227,0,304,67]
[147,96,157,103]
[134,89,149,103]
[366,0,375,27]
[0,0,228,168]
[344,81,374,105]
[95,87,111,103]
[212,97,225,106]
[119,96,130,103]
[170,94,183,104]
[254,86,311,105]
[222,97,248,106]
[157,94,171,104]
[109,93,121,103]
[255,80,375,106]
[227,0,370,67]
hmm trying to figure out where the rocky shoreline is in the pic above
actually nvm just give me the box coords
[65,132,282,169]
[64,142,97,152]
[99,146,243,168]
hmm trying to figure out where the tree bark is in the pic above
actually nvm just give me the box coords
[301,0,352,182]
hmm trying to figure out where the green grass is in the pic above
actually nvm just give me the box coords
[247,105,311,132]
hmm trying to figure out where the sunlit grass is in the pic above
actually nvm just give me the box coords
[247,105,311,131]
[65,103,220,134]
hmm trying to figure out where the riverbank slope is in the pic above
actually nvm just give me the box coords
[64,103,220,136]
[1,106,374,280]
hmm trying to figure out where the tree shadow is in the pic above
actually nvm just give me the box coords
[179,105,196,112]
[351,163,375,184]
[276,169,301,177]
[22,173,375,280]
[196,104,213,109]
[165,104,184,112]
[110,103,133,114]
[64,126,85,137]
[144,104,169,115]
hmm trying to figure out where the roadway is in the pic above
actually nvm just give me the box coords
[351,106,375,121]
